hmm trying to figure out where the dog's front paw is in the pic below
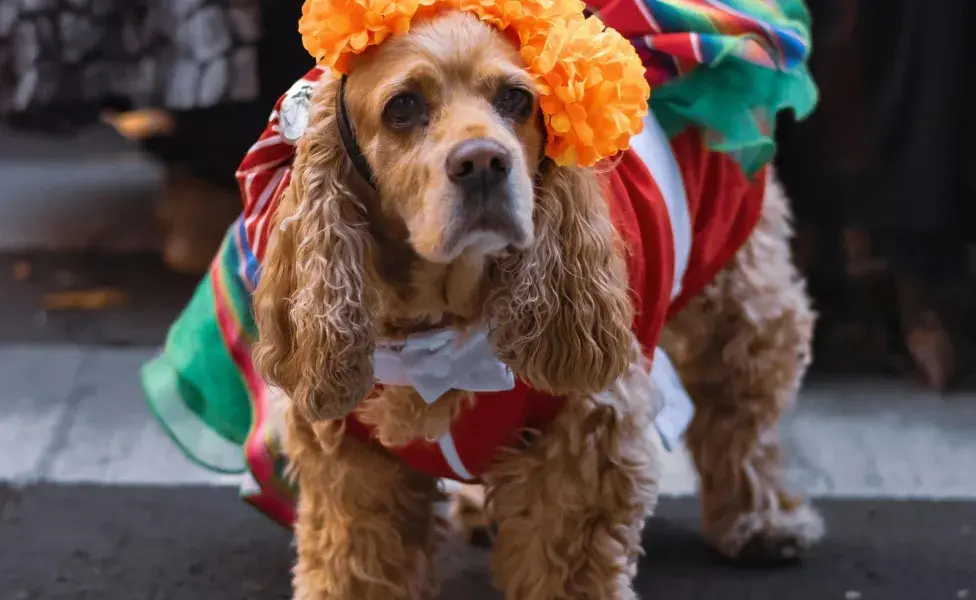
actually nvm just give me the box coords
[711,502,825,566]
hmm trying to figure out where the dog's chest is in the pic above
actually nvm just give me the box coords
[347,381,563,482]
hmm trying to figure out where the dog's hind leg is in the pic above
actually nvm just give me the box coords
[662,169,825,564]
[284,409,442,600]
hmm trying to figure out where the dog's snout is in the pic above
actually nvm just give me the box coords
[446,138,512,192]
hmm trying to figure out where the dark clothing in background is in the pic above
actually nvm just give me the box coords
[1,0,263,127]
[0,0,311,192]
[143,0,312,192]
[777,0,976,281]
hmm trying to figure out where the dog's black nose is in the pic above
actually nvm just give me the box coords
[446,138,511,192]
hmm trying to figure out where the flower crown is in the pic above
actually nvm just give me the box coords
[299,0,650,167]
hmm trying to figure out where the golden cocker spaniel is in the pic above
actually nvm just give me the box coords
[252,11,823,600]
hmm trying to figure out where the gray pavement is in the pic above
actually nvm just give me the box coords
[2,486,973,600]
[0,253,197,346]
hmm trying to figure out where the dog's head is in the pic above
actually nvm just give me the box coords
[254,12,635,422]
[344,12,542,262]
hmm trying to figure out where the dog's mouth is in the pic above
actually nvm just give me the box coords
[441,192,532,257]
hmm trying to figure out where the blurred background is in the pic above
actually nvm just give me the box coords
[0,0,973,598]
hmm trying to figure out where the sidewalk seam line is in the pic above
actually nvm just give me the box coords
[30,354,94,482]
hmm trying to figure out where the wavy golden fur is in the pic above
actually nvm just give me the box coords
[488,164,635,396]
[252,95,379,422]
[252,11,822,600]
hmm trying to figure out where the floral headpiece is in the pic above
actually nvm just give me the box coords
[299,0,650,167]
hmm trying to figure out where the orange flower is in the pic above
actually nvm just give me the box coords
[299,0,437,76]
[457,0,585,37]
[299,0,650,166]
[522,16,651,166]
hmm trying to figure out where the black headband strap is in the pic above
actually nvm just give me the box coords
[336,75,377,190]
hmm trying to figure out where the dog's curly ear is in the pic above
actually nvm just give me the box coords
[490,164,635,396]
[253,80,377,422]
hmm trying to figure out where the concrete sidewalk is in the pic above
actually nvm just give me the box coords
[3,342,975,500]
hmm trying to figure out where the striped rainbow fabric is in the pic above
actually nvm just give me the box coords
[140,0,816,527]
[586,0,816,175]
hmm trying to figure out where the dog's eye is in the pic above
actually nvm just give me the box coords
[494,87,533,121]
[383,93,427,130]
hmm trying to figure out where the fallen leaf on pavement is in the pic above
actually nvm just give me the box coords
[102,109,174,140]
[43,288,128,311]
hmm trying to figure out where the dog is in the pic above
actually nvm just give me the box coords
[246,10,823,600]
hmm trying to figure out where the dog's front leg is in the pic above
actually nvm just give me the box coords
[283,408,441,600]
[484,385,658,600]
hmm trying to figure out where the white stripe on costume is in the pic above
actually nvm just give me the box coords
[627,111,692,297]
[630,0,662,33]
[438,433,475,481]
[246,167,287,260]
[626,110,696,452]
[247,134,286,152]
[248,167,286,225]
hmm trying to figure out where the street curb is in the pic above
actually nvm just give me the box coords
[0,127,163,253]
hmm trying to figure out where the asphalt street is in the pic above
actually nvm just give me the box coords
[1,486,973,600]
